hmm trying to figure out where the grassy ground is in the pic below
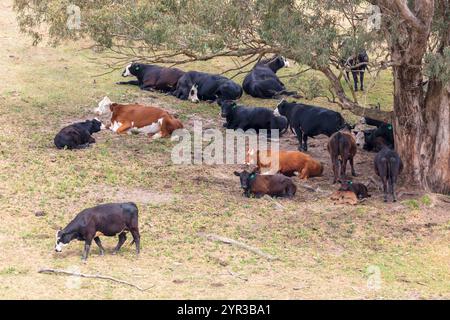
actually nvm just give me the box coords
[0,0,449,299]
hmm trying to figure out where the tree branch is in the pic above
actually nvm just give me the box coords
[394,0,426,30]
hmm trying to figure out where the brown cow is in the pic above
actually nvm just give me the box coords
[327,129,357,183]
[246,149,323,179]
[234,170,297,198]
[95,97,183,139]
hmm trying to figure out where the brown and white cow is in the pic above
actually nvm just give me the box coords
[94,96,183,139]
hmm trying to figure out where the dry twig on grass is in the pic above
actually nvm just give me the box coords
[198,233,279,261]
[38,268,153,291]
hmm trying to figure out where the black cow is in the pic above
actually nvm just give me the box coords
[117,62,185,93]
[219,100,288,137]
[243,56,297,99]
[234,170,297,198]
[363,124,394,151]
[275,100,349,151]
[54,119,103,150]
[55,202,140,261]
[361,116,386,128]
[343,50,369,91]
[374,147,403,202]
[172,71,242,103]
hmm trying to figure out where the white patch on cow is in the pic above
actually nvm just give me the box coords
[188,84,199,103]
[122,63,132,77]
[54,230,68,252]
[354,131,365,147]
[110,121,123,133]
[274,108,280,116]
[281,56,290,68]
[152,132,162,140]
[94,96,113,115]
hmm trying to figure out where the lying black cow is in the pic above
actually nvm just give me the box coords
[356,124,394,152]
[275,100,348,151]
[54,119,102,150]
[234,170,297,198]
[219,100,288,137]
[117,62,185,93]
[343,50,369,91]
[55,202,140,261]
[172,71,242,103]
[374,147,403,202]
[243,56,296,99]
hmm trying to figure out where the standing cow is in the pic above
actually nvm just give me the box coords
[275,100,349,151]
[343,50,369,91]
[327,129,358,183]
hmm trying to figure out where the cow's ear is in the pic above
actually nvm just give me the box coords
[233,171,240,176]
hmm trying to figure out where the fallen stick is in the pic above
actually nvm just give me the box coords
[198,233,279,261]
[227,269,248,282]
[38,268,153,291]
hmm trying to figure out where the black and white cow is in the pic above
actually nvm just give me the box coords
[343,50,369,91]
[243,56,296,99]
[354,122,394,152]
[275,100,349,151]
[219,100,288,137]
[54,119,103,150]
[55,202,140,261]
[117,62,185,93]
[172,71,243,103]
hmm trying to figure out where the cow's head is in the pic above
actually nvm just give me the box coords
[274,99,288,117]
[90,118,104,133]
[339,180,354,192]
[354,130,365,147]
[94,96,112,115]
[188,84,199,103]
[219,100,237,118]
[234,170,257,190]
[122,63,142,77]
[54,229,71,252]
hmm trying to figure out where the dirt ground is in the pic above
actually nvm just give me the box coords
[0,0,449,299]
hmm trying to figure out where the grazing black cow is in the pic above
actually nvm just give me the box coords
[172,71,242,102]
[339,180,371,199]
[327,130,357,183]
[243,56,297,99]
[275,100,349,151]
[234,170,297,198]
[219,100,288,137]
[54,119,103,150]
[117,63,185,93]
[374,147,403,202]
[343,50,369,91]
[55,202,140,261]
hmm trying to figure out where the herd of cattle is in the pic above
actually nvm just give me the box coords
[53,55,403,260]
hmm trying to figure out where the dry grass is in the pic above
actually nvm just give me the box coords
[0,0,449,299]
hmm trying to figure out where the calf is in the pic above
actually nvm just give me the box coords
[356,124,394,152]
[94,97,183,139]
[54,119,103,150]
[234,170,296,198]
[330,190,358,205]
[374,146,403,202]
[327,130,357,183]
[246,149,323,179]
[339,180,371,199]
[55,202,140,261]
[275,100,348,151]
[243,56,297,99]
[173,71,242,102]
[117,62,185,93]
[219,100,288,137]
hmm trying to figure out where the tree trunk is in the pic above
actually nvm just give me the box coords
[393,66,450,194]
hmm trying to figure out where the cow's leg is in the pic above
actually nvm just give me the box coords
[360,71,365,91]
[352,71,359,91]
[130,229,140,255]
[381,176,388,202]
[293,127,304,151]
[94,237,105,256]
[116,122,132,134]
[82,238,93,261]
[302,134,308,152]
[113,232,127,254]
[116,80,139,86]
[341,156,348,179]
[350,157,357,176]
[332,158,340,184]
